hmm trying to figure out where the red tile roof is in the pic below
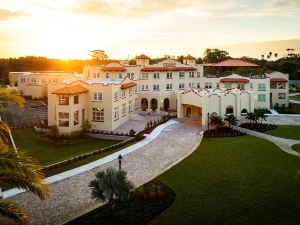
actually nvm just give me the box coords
[101,67,126,72]
[220,78,249,83]
[270,78,288,83]
[52,84,89,95]
[136,54,150,59]
[141,67,197,72]
[121,82,137,89]
[183,55,196,60]
[205,59,260,67]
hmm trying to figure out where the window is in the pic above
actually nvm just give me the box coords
[59,112,69,127]
[216,83,219,88]
[238,84,245,90]
[166,83,173,90]
[74,111,79,125]
[205,83,212,88]
[258,94,266,102]
[189,72,194,78]
[224,83,232,89]
[166,72,173,79]
[119,73,122,79]
[74,95,79,104]
[42,79,46,84]
[121,90,126,98]
[134,86,138,93]
[129,88,133,95]
[179,72,185,78]
[258,83,266,91]
[130,73,134,79]
[122,103,126,116]
[153,84,159,91]
[129,100,133,112]
[179,83,185,89]
[114,107,119,120]
[93,92,102,101]
[278,93,286,99]
[134,98,138,109]
[114,92,119,101]
[197,72,201,77]
[93,72,100,78]
[197,83,201,89]
[278,83,286,89]
[250,83,253,89]
[154,73,160,79]
[59,96,69,105]
[141,85,149,91]
[270,83,277,89]
[189,82,194,88]
[105,73,109,79]
[92,108,104,122]
[141,73,148,79]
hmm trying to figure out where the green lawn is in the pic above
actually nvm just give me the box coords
[292,144,300,153]
[266,125,300,140]
[149,136,300,225]
[12,128,120,167]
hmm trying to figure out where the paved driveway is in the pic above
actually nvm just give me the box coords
[9,121,202,225]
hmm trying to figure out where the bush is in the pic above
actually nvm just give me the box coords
[240,123,277,133]
[46,125,59,138]
[204,126,245,138]
[129,129,136,136]
[82,119,92,132]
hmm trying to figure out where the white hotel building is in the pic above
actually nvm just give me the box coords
[9,54,289,133]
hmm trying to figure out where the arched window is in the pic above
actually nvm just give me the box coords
[241,108,248,115]
[141,98,148,111]
[226,105,234,114]
[163,98,170,111]
[151,98,158,111]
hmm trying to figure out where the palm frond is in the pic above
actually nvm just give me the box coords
[0,200,31,225]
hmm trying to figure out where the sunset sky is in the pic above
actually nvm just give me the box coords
[0,0,299,59]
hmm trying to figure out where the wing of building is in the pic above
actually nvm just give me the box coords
[9,55,289,134]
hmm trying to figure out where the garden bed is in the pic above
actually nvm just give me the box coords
[240,123,277,133]
[204,126,245,138]
[65,179,175,225]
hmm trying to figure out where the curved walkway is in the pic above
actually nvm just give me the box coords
[234,126,300,156]
[8,121,203,225]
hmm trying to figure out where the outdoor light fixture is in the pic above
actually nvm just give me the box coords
[118,154,123,171]
[207,113,210,130]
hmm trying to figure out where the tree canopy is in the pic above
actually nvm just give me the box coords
[203,48,231,63]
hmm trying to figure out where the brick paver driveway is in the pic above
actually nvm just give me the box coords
[9,121,202,225]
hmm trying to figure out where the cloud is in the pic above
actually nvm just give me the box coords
[0,9,25,20]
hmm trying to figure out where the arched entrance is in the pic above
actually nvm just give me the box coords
[186,107,192,117]
[141,98,148,111]
[151,98,158,111]
[226,105,234,115]
[163,98,170,111]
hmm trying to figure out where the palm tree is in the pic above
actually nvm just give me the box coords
[210,116,224,128]
[0,141,49,224]
[261,54,264,60]
[274,53,278,58]
[256,111,268,124]
[245,112,258,124]
[89,167,134,215]
[224,114,238,127]
[0,87,49,224]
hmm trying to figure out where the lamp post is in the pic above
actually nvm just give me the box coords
[207,112,210,130]
[118,154,123,171]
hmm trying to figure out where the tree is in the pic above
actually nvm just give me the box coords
[89,50,109,61]
[81,119,92,133]
[224,114,238,127]
[245,112,258,124]
[274,53,278,58]
[261,54,265,60]
[210,116,224,128]
[89,167,134,215]
[0,88,25,108]
[203,48,230,63]
[0,141,49,224]
[256,111,268,124]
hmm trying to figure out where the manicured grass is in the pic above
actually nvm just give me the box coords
[149,136,300,225]
[292,144,300,153]
[266,125,300,140]
[12,128,120,167]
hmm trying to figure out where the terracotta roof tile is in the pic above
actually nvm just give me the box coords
[270,78,288,83]
[205,59,260,67]
[121,82,137,89]
[136,54,150,59]
[101,67,126,72]
[52,84,89,95]
[220,78,249,83]
[141,67,196,72]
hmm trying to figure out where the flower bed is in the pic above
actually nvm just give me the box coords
[239,123,277,133]
[65,179,175,225]
[204,126,245,138]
